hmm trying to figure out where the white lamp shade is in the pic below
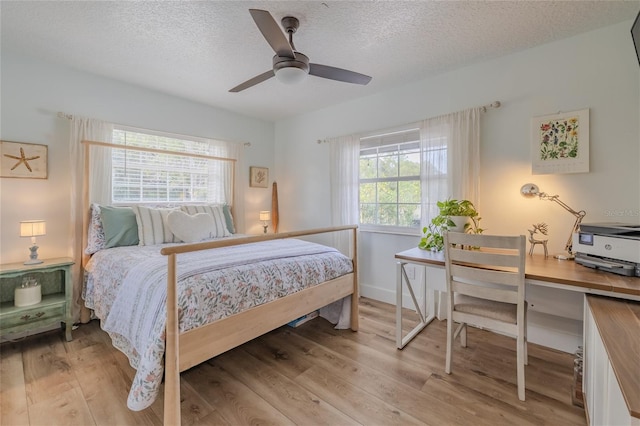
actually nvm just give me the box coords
[20,220,46,237]
[274,67,307,85]
[259,211,271,221]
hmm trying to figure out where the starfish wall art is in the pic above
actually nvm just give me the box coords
[0,141,48,179]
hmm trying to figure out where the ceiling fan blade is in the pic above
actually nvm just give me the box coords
[309,63,372,85]
[249,9,295,58]
[229,70,275,92]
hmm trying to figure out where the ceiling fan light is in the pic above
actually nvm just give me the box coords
[274,66,307,85]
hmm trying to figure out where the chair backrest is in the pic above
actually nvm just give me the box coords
[444,232,526,307]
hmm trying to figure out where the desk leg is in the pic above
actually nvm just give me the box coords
[396,262,403,349]
[396,261,436,349]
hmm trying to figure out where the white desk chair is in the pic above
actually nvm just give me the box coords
[443,231,528,401]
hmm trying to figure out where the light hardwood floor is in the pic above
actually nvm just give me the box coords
[1,298,586,425]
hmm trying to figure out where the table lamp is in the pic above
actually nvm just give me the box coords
[260,211,271,234]
[520,183,586,259]
[20,220,46,264]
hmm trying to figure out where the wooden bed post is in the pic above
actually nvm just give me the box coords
[272,182,279,233]
[80,143,92,324]
[164,253,181,426]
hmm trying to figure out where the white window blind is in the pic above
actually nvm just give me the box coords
[111,127,230,204]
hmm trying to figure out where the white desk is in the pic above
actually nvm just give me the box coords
[395,247,640,350]
[395,247,640,424]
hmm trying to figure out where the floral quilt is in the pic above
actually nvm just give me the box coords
[83,238,353,410]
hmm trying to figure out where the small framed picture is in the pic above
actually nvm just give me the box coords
[250,166,269,188]
[1,141,48,179]
[531,109,589,175]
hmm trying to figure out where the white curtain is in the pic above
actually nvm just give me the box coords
[325,134,360,330]
[329,134,360,255]
[69,117,113,322]
[420,107,481,226]
[207,139,245,232]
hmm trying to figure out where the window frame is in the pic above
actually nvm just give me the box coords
[358,127,423,235]
[110,125,234,206]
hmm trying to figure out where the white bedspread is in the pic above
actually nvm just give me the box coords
[84,238,353,410]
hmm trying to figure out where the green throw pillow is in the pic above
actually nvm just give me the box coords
[223,204,236,234]
[100,206,139,248]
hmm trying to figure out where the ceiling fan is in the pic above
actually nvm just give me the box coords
[229,9,372,92]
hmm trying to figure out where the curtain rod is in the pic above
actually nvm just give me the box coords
[316,100,501,144]
[81,139,236,163]
[480,100,501,112]
[57,111,252,147]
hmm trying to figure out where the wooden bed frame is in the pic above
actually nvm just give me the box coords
[78,140,359,425]
[162,226,358,425]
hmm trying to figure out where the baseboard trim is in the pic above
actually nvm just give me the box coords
[360,283,427,311]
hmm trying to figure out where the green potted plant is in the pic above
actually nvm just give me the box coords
[418,199,483,251]
[436,199,478,232]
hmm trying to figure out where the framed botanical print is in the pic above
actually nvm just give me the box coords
[531,109,589,175]
[249,166,269,188]
[0,141,48,179]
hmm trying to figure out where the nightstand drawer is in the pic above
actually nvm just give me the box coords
[0,294,65,331]
[0,258,74,341]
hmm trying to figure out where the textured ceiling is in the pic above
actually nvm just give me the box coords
[1,1,638,122]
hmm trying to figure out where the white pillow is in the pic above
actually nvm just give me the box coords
[131,206,179,245]
[166,211,214,243]
[180,204,231,238]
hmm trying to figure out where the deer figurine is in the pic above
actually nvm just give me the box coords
[528,222,549,257]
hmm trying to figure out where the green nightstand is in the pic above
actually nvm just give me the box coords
[0,257,74,341]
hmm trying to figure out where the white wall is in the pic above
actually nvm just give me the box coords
[0,52,275,264]
[1,20,637,351]
[274,20,639,350]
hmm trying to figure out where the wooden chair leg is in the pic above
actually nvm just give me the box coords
[517,333,526,401]
[459,323,467,347]
[445,318,453,374]
[524,307,529,366]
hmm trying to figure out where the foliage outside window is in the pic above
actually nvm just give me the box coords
[111,127,227,204]
[359,129,422,231]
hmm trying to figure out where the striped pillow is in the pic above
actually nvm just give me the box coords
[132,206,180,245]
[180,204,231,238]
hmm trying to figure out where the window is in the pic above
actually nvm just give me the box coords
[111,127,232,204]
[359,128,422,231]
[350,110,477,235]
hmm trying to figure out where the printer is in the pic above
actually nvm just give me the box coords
[572,223,640,277]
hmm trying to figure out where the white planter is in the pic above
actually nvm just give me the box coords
[448,216,469,232]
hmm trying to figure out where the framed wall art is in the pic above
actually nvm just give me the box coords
[531,109,589,175]
[0,141,48,179]
[249,166,269,188]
